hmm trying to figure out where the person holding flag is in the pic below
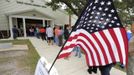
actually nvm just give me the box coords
[127,23,134,75]
[48,0,128,75]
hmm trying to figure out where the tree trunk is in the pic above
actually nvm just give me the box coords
[69,14,71,25]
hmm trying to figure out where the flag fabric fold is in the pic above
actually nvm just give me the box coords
[58,0,128,67]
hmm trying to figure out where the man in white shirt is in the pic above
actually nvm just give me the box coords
[46,25,54,45]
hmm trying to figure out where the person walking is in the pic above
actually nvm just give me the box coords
[72,45,82,58]
[29,27,34,36]
[127,23,134,75]
[54,26,60,46]
[64,25,70,40]
[39,27,46,40]
[58,26,64,46]
[12,25,18,39]
[46,25,54,45]
[35,26,40,39]
[125,25,132,41]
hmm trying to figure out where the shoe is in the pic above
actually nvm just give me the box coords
[120,64,125,68]
[87,68,92,74]
[92,67,97,74]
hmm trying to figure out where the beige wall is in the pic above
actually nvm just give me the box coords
[0,0,77,30]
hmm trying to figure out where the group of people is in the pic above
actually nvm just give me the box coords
[12,24,73,46]
[30,25,66,46]
[12,23,134,75]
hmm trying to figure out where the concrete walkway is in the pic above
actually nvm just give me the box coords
[29,37,126,75]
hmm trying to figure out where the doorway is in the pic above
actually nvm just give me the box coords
[25,19,43,36]
[11,16,53,38]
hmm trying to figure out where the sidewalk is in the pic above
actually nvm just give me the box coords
[29,37,126,75]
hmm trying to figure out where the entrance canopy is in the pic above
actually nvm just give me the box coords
[6,9,54,19]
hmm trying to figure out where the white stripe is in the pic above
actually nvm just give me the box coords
[60,48,74,54]
[74,29,105,65]
[70,30,80,37]
[60,30,81,54]
[77,36,99,66]
[60,29,99,65]
[103,29,120,61]
[114,28,126,65]
[94,32,112,63]
[65,32,78,46]
[65,39,76,46]
[76,29,105,65]
[77,41,93,66]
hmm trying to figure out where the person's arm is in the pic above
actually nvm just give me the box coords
[128,37,134,56]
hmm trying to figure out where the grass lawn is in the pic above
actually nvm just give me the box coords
[0,39,40,74]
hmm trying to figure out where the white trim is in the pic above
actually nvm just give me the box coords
[10,15,53,20]
[9,16,13,39]
[43,19,45,27]
[23,18,26,38]
[5,9,55,19]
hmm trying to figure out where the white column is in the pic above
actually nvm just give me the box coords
[9,16,13,39]
[23,18,26,38]
[43,19,45,27]
[52,20,55,28]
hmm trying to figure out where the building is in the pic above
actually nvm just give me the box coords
[0,0,77,39]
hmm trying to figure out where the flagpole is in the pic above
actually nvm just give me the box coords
[48,1,90,73]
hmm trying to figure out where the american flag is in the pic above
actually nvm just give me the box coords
[58,0,128,66]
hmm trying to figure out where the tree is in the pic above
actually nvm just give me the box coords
[46,0,88,17]
[114,0,134,25]
[65,8,74,25]
[46,0,134,24]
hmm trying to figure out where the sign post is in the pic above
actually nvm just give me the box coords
[35,57,58,75]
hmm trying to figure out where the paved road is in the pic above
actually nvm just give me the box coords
[29,37,126,75]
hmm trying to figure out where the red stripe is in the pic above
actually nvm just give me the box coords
[109,28,123,63]
[120,28,128,66]
[92,33,109,64]
[77,44,90,66]
[79,33,102,65]
[62,44,76,50]
[58,52,71,59]
[58,28,128,66]
[100,31,116,63]
[67,34,78,41]
[77,39,96,66]
[61,32,102,65]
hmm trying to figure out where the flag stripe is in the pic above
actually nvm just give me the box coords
[60,47,75,55]
[92,33,109,64]
[78,32,102,65]
[100,31,116,63]
[109,28,123,63]
[62,44,76,51]
[94,32,112,64]
[120,28,128,65]
[77,39,96,66]
[77,43,90,66]
[77,41,93,66]
[77,36,99,66]
[58,53,71,58]
[114,28,126,65]
[103,29,120,62]
[58,28,127,66]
